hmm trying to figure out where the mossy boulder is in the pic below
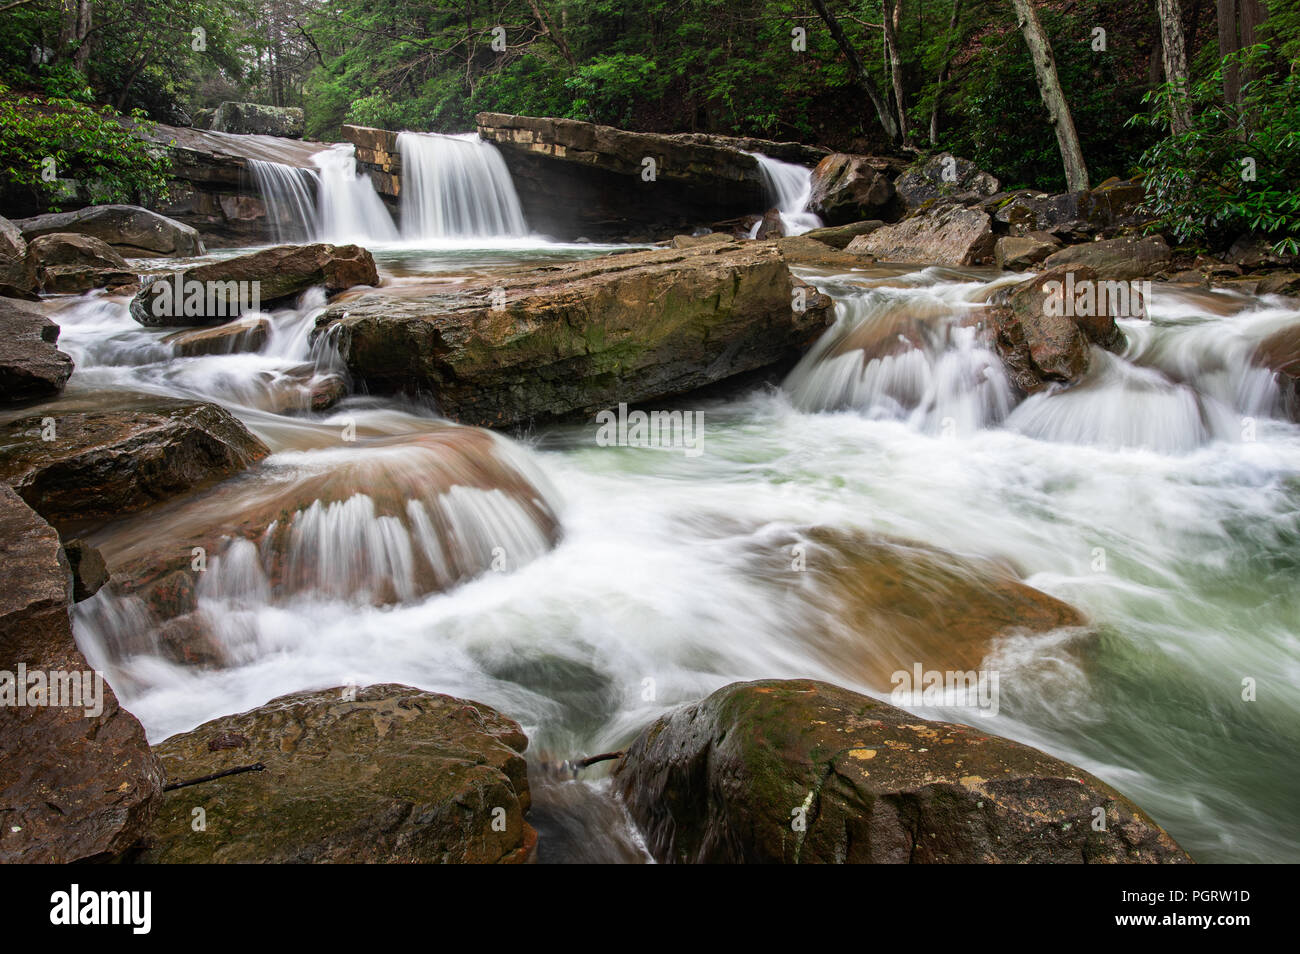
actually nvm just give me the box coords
[614,678,1191,864]
[135,684,535,863]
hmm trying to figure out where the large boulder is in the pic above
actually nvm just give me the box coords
[0,299,74,404]
[995,179,1150,241]
[807,154,897,225]
[983,264,1127,394]
[129,243,379,327]
[0,216,34,298]
[14,204,203,258]
[848,203,995,267]
[314,242,833,428]
[1042,235,1171,282]
[134,684,535,863]
[774,236,875,269]
[894,152,1000,212]
[0,394,269,530]
[614,678,1191,864]
[994,233,1060,270]
[801,220,885,250]
[0,485,163,862]
[210,102,305,139]
[24,233,136,294]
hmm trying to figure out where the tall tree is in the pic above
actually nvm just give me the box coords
[1008,0,1089,191]
[882,0,911,144]
[929,0,963,143]
[1157,0,1192,133]
[809,0,900,142]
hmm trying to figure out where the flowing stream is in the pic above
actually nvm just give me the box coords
[40,142,1300,863]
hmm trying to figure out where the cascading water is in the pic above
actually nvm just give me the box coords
[746,152,822,237]
[247,159,319,243]
[311,143,400,244]
[397,132,528,240]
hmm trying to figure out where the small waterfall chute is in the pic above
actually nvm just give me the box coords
[397,132,528,240]
[746,153,822,237]
[311,144,400,244]
[247,159,320,243]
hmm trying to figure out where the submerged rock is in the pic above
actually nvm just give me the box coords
[129,243,379,327]
[614,678,1191,864]
[0,299,74,404]
[135,684,535,863]
[15,204,203,258]
[164,316,271,357]
[0,394,269,531]
[314,242,832,428]
[848,203,995,267]
[0,485,163,862]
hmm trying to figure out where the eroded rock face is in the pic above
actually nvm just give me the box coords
[15,205,203,258]
[314,243,833,428]
[135,684,535,863]
[614,678,1191,864]
[0,216,34,298]
[25,233,136,294]
[983,265,1127,394]
[129,243,379,326]
[1042,235,1171,282]
[0,299,74,404]
[1254,323,1300,419]
[0,485,162,863]
[894,153,1000,212]
[848,203,995,267]
[0,394,269,531]
[808,154,898,225]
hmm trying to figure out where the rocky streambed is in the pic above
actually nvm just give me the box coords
[2,171,1299,863]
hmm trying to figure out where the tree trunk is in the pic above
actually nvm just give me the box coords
[1008,0,1089,191]
[929,0,962,143]
[1157,0,1193,133]
[1217,0,1242,105]
[883,0,911,143]
[526,0,577,66]
[809,0,900,142]
[1239,0,1268,90]
[58,0,94,72]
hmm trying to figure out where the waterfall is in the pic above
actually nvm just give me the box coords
[248,159,319,243]
[397,132,528,240]
[746,153,822,237]
[311,144,400,244]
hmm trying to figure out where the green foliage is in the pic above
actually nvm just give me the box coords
[0,85,172,211]
[564,54,665,126]
[1130,49,1300,254]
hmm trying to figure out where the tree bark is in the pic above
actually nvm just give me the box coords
[1239,0,1268,90]
[1157,0,1193,133]
[1008,0,1089,191]
[1217,0,1242,105]
[883,0,911,143]
[526,0,576,66]
[809,0,900,142]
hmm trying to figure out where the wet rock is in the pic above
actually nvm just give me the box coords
[615,678,1191,864]
[802,220,885,250]
[774,236,874,269]
[14,205,203,258]
[164,316,271,357]
[62,539,108,602]
[894,152,1000,212]
[995,234,1060,270]
[983,265,1127,394]
[670,233,734,250]
[0,216,34,298]
[0,394,269,531]
[1043,235,1171,282]
[848,203,995,267]
[135,684,535,863]
[1253,324,1300,420]
[210,102,305,139]
[129,243,379,327]
[995,179,1150,240]
[314,243,833,428]
[808,154,897,225]
[0,299,75,404]
[0,485,163,862]
[754,207,785,240]
[25,233,136,294]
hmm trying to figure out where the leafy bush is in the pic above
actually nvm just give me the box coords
[0,86,172,211]
[1129,49,1300,254]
